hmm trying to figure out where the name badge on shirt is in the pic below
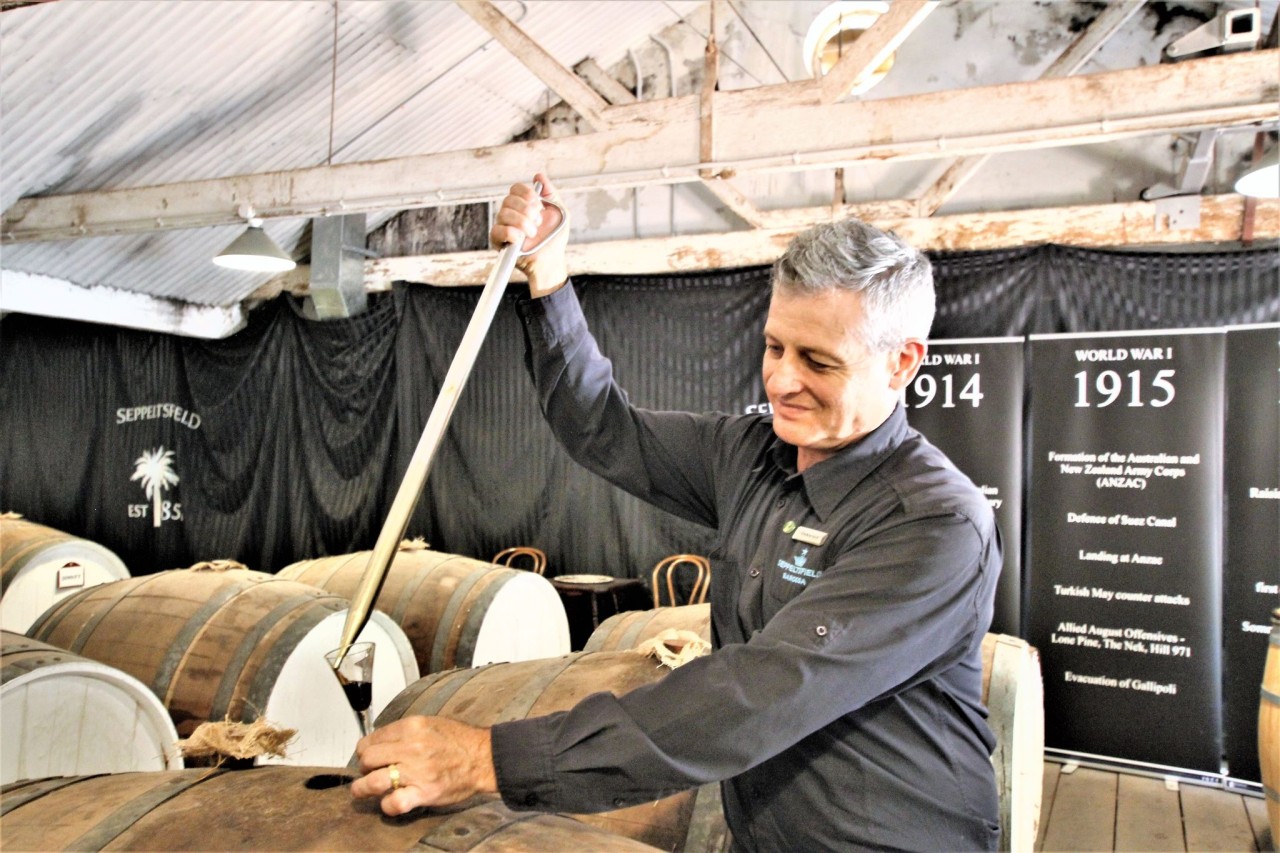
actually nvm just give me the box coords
[791,526,828,546]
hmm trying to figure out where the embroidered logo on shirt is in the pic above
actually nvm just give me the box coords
[782,520,797,534]
[777,546,822,586]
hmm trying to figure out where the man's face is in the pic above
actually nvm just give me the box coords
[762,288,917,471]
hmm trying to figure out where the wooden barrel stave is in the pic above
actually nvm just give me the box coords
[25,569,418,767]
[428,563,504,672]
[1,632,182,783]
[0,517,130,633]
[585,604,712,652]
[0,767,658,852]
[1262,610,1279,841]
[980,633,1044,853]
[3,770,175,850]
[280,549,569,674]
[379,650,694,851]
[35,572,322,729]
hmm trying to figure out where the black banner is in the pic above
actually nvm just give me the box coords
[1222,324,1280,785]
[906,338,1024,636]
[1026,330,1224,773]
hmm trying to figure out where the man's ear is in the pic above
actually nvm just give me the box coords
[887,340,927,391]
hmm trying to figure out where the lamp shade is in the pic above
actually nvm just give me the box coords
[213,225,296,273]
[803,1,893,92]
[1234,147,1279,199]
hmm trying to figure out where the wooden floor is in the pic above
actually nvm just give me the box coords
[1036,759,1273,852]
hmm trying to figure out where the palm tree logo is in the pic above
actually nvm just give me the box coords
[130,447,179,528]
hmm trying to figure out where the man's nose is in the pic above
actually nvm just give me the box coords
[766,356,802,395]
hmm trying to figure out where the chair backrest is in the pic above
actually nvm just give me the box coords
[492,546,547,576]
[651,554,711,608]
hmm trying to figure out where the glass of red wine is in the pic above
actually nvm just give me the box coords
[324,641,376,738]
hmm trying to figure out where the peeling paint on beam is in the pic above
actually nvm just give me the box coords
[258,195,1273,294]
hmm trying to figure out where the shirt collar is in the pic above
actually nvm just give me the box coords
[766,403,911,523]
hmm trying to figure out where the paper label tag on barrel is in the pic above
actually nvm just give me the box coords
[55,563,85,590]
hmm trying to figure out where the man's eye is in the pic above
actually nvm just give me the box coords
[764,344,783,356]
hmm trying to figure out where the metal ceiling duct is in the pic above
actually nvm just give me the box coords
[308,213,369,320]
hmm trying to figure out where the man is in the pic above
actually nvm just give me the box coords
[353,173,1003,851]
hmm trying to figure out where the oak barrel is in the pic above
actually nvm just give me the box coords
[1,631,182,784]
[982,632,1044,853]
[0,516,130,633]
[377,650,695,851]
[280,546,569,674]
[25,566,418,767]
[585,603,711,652]
[1262,609,1280,840]
[0,765,659,851]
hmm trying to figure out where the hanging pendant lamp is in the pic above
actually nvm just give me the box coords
[213,215,296,273]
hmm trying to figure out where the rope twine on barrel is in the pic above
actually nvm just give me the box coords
[634,629,712,669]
[186,559,250,572]
[177,716,297,764]
[1,511,23,519]
[398,537,430,551]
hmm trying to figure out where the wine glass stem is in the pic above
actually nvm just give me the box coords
[358,710,371,738]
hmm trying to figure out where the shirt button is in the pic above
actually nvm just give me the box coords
[748,568,761,577]
[815,625,828,637]
[774,498,786,509]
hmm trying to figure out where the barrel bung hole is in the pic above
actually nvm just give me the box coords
[305,773,355,790]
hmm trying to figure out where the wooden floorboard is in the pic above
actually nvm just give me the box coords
[1037,761,1062,851]
[1040,766,1118,852]
[1182,783,1263,852]
[1243,795,1273,853]
[1034,759,1273,853]
[1114,773,1184,851]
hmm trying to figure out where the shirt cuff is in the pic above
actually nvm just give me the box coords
[513,279,588,351]
[490,716,562,811]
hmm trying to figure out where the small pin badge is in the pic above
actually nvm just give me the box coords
[792,526,828,546]
[782,520,797,534]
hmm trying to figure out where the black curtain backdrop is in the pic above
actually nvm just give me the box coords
[1,245,1275,583]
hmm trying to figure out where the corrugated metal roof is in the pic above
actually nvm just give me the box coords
[0,0,703,306]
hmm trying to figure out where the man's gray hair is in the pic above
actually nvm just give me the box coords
[771,218,935,352]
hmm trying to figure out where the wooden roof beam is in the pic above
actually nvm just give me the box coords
[455,0,613,130]
[4,51,1277,243]
[253,195,1278,297]
[575,57,637,106]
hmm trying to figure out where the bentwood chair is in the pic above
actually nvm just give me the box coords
[492,546,547,576]
[651,554,711,608]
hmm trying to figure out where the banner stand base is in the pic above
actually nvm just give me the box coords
[1045,747,1262,796]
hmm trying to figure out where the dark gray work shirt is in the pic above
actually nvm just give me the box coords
[491,283,1002,852]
